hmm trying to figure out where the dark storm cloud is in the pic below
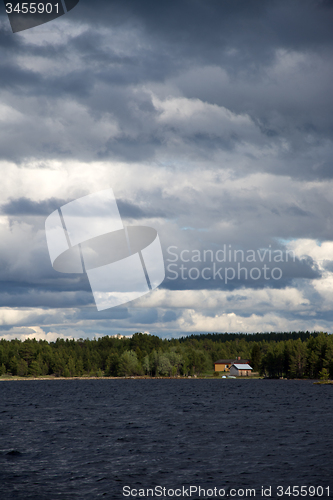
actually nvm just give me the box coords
[1,196,166,219]
[162,250,321,292]
[0,61,41,89]
[99,134,162,163]
[3,0,333,84]
[0,271,93,296]
[0,289,92,308]
[162,310,178,323]
[117,198,166,219]
[75,306,130,321]
[74,0,333,55]
[128,308,158,325]
[0,193,165,309]
[0,221,94,307]
[1,197,68,215]
[0,0,331,174]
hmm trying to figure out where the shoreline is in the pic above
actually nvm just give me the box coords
[0,375,325,382]
[0,375,259,381]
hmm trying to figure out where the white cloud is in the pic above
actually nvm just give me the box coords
[287,239,333,265]
[0,307,77,327]
[174,310,330,334]
[137,287,310,313]
[20,326,67,342]
[0,325,73,341]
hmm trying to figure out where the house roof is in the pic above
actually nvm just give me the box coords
[215,359,249,364]
[232,364,252,370]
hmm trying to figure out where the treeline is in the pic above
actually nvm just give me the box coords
[180,331,320,343]
[0,332,332,379]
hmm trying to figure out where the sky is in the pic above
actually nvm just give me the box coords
[0,0,333,341]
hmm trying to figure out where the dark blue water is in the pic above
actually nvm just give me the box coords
[0,380,332,499]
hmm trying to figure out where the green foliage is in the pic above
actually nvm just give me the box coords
[156,354,172,376]
[187,348,211,375]
[250,344,261,371]
[289,339,307,378]
[9,356,18,376]
[142,354,150,375]
[118,350,142,376]
[29,360,42,377]
[181,331,320,343]
[319,368,329,380]
[0,331,331,379]
[67,356,76,377]
[105,353,120,376]
[76,357,84,376]
[17,359,28,377]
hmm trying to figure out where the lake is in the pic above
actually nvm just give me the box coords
[0,379,332,499]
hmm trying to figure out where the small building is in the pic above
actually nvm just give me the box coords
[229,363,253,377]
[214,357,250,372]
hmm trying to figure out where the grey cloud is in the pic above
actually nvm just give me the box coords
[128,308,159,325]
[0,289,93,308]
[0,0,331,173]
[226,294,247,302]
[162,310,178,323]
[1,194,167,220]
[322,260,333,273]
[285,206,312,218]
[74,1,333,56]
[0,193,166,310]
[0,62,41,90]
[100,134,162,162]
[75,307,130,321]
[117,199,166,219]
[162,251,320,292]
[1,197,69,215]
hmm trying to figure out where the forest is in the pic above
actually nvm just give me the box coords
[0,331,332,379]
